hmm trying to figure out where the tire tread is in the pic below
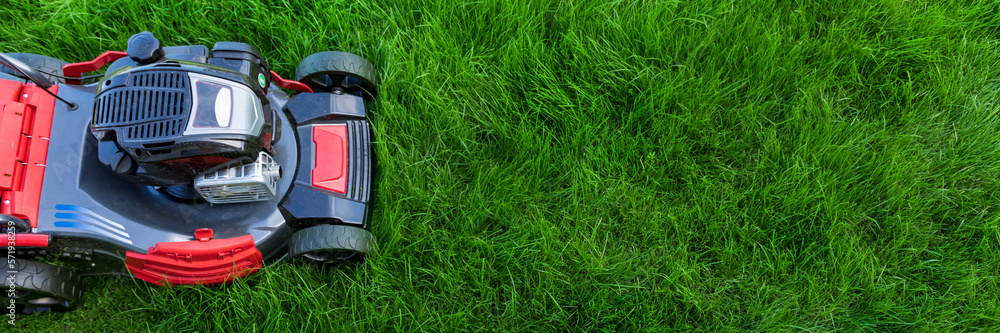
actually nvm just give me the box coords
[12,259,83,313]
[294,51,379,97]
[289,224,375,261]
[1,53,68,83]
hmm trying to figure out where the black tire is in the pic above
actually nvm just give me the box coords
[294,51,379,100]
[289,224,375,264]
[7,260,83,314]
[1,53,68,84]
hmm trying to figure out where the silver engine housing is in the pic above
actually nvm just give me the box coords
[194,152,281,204]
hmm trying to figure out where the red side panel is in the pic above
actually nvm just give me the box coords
[125,231,263,286]
[312,125,349,194]
[62,51,128,85]
[0,82,55,228]
[269,70,313,93]
[0,79,24,191]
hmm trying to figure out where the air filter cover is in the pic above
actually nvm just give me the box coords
[194,152,280,204]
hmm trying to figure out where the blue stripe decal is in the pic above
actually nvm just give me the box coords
[53,213,129,238]
[54,205,126,229]
[54,212,126,232]
[53,221,133,244]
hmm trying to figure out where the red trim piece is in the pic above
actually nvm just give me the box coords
[0,83,56,228]
[312,125,349,194]
[125,231,263,286]
[0,79,24,192]
[269,70,313,93]
[194,228,213,241]
[11,234,49,247]
[62,51,128,85]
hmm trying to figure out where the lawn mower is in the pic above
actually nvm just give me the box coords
[2,32,379,314]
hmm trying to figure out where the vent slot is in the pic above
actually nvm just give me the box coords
[143,141,175,149]
[130,72,188,89]
[121,119,186,140]
[345,120,371,202]
[147,149,172,155]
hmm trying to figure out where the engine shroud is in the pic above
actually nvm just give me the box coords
[91,56,276,187]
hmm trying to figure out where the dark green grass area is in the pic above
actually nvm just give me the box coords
[3,0,1000,331]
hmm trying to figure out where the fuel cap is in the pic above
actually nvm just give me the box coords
[127,31,165,65]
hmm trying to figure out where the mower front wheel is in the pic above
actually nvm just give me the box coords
[289,224,374,264]
[294,51,379,101]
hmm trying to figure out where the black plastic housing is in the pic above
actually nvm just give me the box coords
[279,92,373,230]
[91,45,277,186]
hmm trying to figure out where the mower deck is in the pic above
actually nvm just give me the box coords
[26,84,297,277]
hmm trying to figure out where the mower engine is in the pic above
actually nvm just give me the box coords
[90,32,281,204]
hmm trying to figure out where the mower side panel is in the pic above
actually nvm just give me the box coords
[0,79,57,227]
[282,92,367,121]
[280,92,373,230]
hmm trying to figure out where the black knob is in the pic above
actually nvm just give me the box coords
[110,151,135,174]
[127,31,165,65]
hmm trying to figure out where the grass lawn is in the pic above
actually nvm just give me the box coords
[3,0,1000,331]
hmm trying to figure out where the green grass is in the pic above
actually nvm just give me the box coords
[3,0,1000,331]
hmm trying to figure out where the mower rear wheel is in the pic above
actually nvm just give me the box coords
[8,259,83,314]
[294,51,379,101]
[0,53,69,84]
[289,224,374,264]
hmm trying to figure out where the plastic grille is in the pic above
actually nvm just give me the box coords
[346,120,372,202]
[91,71,190,140]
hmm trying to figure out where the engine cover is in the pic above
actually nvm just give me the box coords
[92,64,274,186]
